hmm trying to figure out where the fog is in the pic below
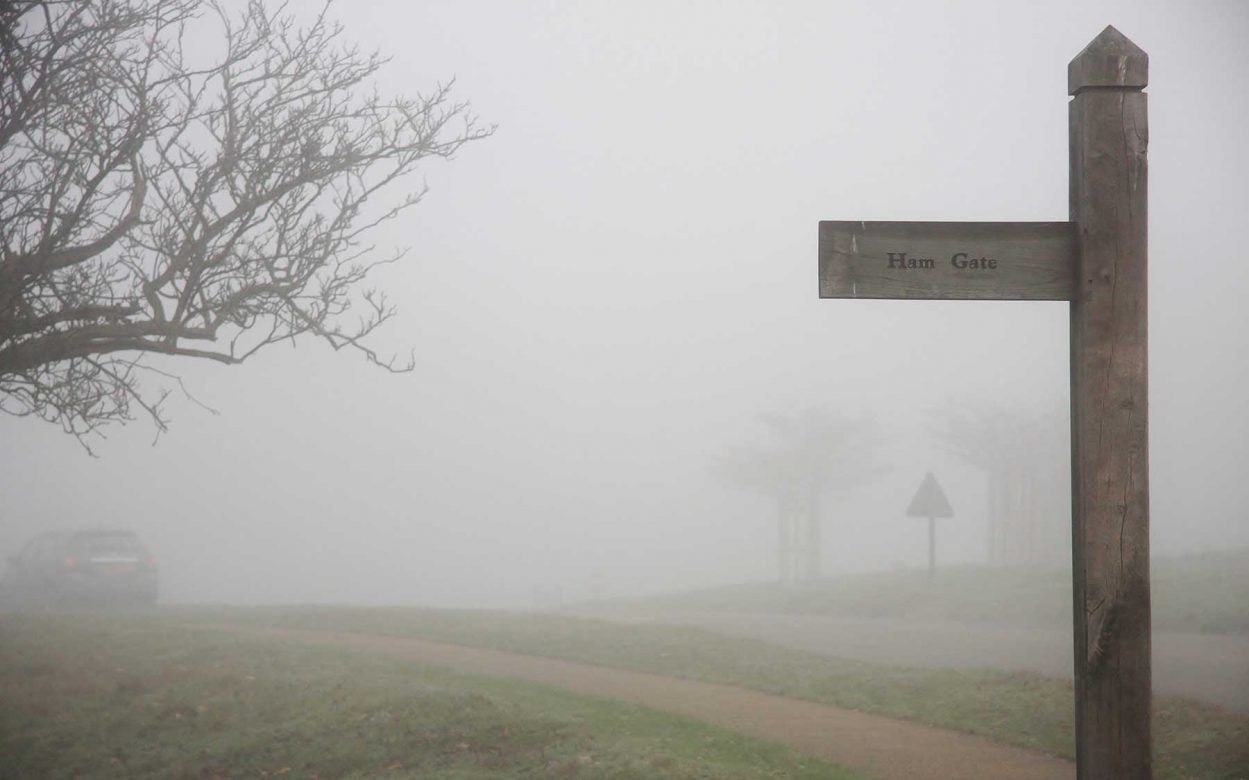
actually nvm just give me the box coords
[2,0,1247,608]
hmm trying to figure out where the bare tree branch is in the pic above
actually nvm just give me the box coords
[0,0,494,444]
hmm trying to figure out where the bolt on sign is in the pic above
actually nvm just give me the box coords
[818,26,1151,780]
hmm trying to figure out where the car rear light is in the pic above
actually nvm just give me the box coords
[144,555,158,569]
[62,555,77,569]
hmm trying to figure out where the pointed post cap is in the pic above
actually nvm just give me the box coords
[1069,25,1147,95]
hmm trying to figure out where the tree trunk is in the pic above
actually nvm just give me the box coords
[777,495,793,584]
[804,481,822,581]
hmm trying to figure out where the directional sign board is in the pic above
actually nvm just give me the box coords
[818,221,1075,301]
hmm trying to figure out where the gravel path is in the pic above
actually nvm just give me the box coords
[205,623,1074,780]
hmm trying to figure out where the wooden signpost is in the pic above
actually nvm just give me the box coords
[819,26,1151,779]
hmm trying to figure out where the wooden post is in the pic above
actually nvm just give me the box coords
[1068,26,1151,779]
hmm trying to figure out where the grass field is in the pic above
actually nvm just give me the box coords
[0,613,860,780]
[175,605,1249,780]
[592,548,1249,635]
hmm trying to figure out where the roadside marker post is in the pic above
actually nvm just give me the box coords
[818,27,1151,778]
[905,472,954,578]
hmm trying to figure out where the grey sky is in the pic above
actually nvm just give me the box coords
[2,0,1246,606]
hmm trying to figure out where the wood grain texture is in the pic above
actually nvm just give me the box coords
[1069,29,1151,780]
[818,221,1075,300]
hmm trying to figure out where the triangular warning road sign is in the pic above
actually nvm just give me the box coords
[906,472,954,518]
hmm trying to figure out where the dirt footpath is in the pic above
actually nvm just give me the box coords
[206,624,1074,780]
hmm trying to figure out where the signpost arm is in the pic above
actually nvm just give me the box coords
[1068,26,1151,779]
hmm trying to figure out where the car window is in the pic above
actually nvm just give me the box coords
[71,533,144,557]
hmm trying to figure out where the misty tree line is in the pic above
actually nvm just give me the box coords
[720,405,1069,584]
[716,409,878,583]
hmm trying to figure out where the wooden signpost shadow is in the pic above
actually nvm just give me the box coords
[818,26,1151,779]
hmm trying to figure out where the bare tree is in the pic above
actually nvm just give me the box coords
[0,0,492,447]
[717,409,882,583]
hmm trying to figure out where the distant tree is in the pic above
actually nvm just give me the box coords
[717,409,882,583]
[931,403,1069,566]
[0,0,492,447]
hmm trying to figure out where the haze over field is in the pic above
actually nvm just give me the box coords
[2,0,1246,608]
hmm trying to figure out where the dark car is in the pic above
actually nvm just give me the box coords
[1,529,158,607]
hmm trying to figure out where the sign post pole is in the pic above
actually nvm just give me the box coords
[1068,28,1151,779]
[927,515,935,577]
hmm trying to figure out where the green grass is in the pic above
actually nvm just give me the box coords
[0,613,861,780]
[609,565,1073,627]
[595,548,1249,635]
[174,605,1249,780]
[1153,550,1249,635]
